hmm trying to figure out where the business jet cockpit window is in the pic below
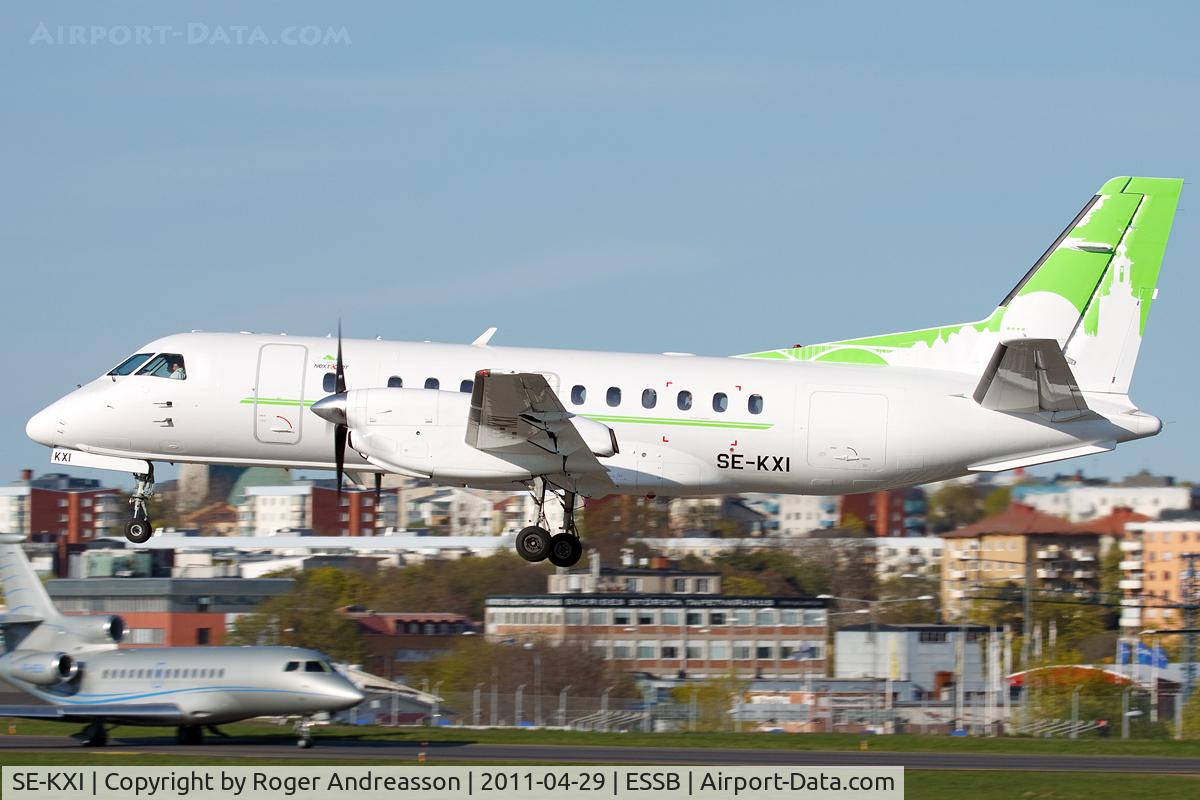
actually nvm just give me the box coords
[304,660,332,673]
[108,353,153,376]
[135,353,187,380]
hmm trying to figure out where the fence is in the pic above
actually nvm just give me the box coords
[346,687,1194,739]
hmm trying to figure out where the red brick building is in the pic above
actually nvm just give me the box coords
[0,471,123,575]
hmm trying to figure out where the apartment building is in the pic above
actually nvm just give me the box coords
[0,471,124,574]
[1119,519,1200,630]
[941,505,1103,620]
[238,481,400,536]
[1013,483,1193,523]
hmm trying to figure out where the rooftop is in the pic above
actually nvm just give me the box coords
[943,504,1087,538]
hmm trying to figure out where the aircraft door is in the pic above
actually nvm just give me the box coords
[254,344,308,444]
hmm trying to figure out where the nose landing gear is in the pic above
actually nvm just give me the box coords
[124,465,156,544]
[514,480,583,568]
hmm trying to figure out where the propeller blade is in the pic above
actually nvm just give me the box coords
[335,318,347,394]
[334,424,347,503]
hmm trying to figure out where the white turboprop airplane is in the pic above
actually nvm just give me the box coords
[26,177,1181,567]
[0,534,364,747]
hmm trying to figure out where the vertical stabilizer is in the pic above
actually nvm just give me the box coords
[0,534,60,622]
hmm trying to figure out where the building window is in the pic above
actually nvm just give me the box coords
[661,610,680,626]
[606,387,622,407]
[636,642,656,659]
[803,609,827,627]
[612,641,633,659]
[672,578,687,592]
[756,609,776,625]
[424,377,439,390]
[588,609,608,625]
[781,610,801,625]
[613,610,631,626]
[387,376,403,388]
[734,610,753,626]
[733,641,753,660]
[712,392,728,412]
[570,385,587,405]
[709,611,727,626]
[686,642,705,660]
[642,388,657,409]
[709,641,729,660]
[661,642,680,659]
[637,610,656,626]
[696,578,710,593]
[918,631,948,643]
[677,390,692,411]
[748,394,764,414]
[756,644,774,659]
[686,611,703,626]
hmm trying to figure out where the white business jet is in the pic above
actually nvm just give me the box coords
[26,177,1181,567]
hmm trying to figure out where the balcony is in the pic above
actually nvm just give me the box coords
[1036,568,1060,580]
[1036,547,1060,560]
[1119,560,1143,571]
[1119,610,1142,628]
[1118,579,1143,591]
[1120,598,1142,607]
[1073,569,1096,580]
[950,590,966,600]
[1070,549,1096,562]
[949,570,966,580]
[1119,540,1143,553]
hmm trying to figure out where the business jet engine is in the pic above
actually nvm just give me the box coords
[2,650,81,686]
[58,615,125,645]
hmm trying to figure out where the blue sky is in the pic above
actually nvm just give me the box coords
[2,1,1198,489]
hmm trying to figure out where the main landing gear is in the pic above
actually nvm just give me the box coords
[124,464,156,544]
[294,717,315,748]
[75,721,108,747]
[514,480,583,568]
[176,725,204,745]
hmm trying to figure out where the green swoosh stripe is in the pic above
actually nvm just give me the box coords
[240,397,315,407]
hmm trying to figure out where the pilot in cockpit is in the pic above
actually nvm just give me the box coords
[169,360,186,380]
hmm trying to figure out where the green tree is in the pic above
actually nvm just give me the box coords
[928,484,982,531]
[981,487,1011,518]
[226,568,369,662]
[368,552,548,619]
[670,674,749,732]
[1181,689,1200,740]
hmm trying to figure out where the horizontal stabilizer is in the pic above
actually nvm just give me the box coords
[969,442,1115,472]
[973,339,1090,417]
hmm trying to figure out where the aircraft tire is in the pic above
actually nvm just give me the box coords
[176,725,204,745]
[547,533,582,568]
[297,737,313,748]
[124,518,154,544]
[515,526,551,562]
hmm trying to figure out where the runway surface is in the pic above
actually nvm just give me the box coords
[2,734,1198,773]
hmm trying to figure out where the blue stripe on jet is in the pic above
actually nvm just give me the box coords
[33,686,319,704]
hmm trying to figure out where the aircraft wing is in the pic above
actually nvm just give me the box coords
[973,339,1094,418]
[0,703,183,724]
[466,370,615,492]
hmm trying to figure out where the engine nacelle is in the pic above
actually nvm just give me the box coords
[59,615,125,645]
[345,387,617,481]
[5,651,80,686]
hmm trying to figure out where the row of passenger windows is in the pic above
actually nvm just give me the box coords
[323,373,765,415]
[101,667,224,680]
[572,385,764,414]
[323,373,474,394]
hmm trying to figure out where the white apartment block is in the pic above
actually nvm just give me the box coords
[1017,486,1192,523]
[875,537,944,580]
[239,485,310,535]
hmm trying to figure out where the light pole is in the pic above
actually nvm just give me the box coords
[515,683,526,727]
[558,684,572,728]
[473,682,484,726]
[600,685,614,732]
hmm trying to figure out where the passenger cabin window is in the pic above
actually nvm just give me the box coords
[606,387,622,407]
[460,379,474,393]
[713,392,728,412]
[570,385,586,405]
[387,376,403,388]
[748,394,764,414]
[677,390,692,411]
[136,353,187,380]
[424,378,440,390]
[642,389,657,409]
[108,353,152,376]
[323,372,337,393]
[284,661,299,672]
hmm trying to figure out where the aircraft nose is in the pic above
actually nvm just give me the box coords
[331,681,366,710]
[25,404,61,447]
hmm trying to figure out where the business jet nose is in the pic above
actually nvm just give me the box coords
[330,682,366,710]
[25,404,61,447]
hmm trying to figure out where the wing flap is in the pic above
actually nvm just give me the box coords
[0,703,182,721]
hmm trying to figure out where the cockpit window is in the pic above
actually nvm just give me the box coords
[136,354,187,380]
[109,353,153,376]
[284,661,299,672]
[304,660,329,673]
